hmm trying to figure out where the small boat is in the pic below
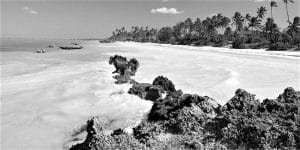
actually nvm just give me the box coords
[99,39,111,43]
[37,49,46,53]
[71,42,79,45]
[58,45,83,50]
[48,44,55,48]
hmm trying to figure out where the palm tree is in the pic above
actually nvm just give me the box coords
[265,17,278,33]
[158,27,173,43]
[232,12,244,32]
[245,13,251,21]
[282,0,294,25]
[248,17,261,32]
[270,1,278,19]
[245,13,251,30]
[173,21,185,42]
[193,18,203,41]
[287,16,300,40]
[257,6,267,19]
[220,16,231,34]
[224,27,232,39]
[184,18,193,34]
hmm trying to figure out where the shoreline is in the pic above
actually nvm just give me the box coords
[113,41,300,59]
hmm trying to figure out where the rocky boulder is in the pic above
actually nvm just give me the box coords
[128,82,163,101]
[152,76,176,93]
[205,88,300,150]
[109,55,140,84]
[222,89,260,113]
[277,87,299,103]
[148,91,221,130]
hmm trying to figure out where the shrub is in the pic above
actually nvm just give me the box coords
[232,36,247,49]
[281,33,293,43]
[268,42,295,51]
[246,34,264,44]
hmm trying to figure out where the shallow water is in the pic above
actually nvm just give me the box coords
[1,40,300,149]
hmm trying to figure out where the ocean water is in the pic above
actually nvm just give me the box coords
[1,39,300,150]
[1,39,153,149]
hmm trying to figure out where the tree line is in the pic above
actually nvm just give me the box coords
[109,0,299,50]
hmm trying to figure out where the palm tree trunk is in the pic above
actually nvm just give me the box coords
[271,7,273,19]
[285,3,290,25]
[271,7,273,33]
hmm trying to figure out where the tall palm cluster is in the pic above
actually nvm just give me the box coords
[112,26,158,42]
[110,1,299,50]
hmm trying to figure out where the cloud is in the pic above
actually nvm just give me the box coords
[151,7,183,14]
[162,0,168,2]
[22,6,38,14]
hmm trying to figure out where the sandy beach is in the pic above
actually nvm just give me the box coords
[1,40,300,149]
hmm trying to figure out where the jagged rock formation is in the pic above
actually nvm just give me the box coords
[152,76,176,92]
[205,87,299,150]
[70,117,148,150]
[70,56,299,150]
[71,86,299,150]
[128,76,176,101]
[108,55,140,84]
[128,82,163,101]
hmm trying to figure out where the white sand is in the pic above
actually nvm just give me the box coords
[113,42,300,103]
[1,41,299,149]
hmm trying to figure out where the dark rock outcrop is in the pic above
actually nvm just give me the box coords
[70,117,147,150]
[152,76,176,92]
[128,82,163,101]
[205,87,299,150]
[222,88,260,113]
[71,56,299,150]
[108,55,140,84]
[71,86,299,150]
[148,93,221,123]
[277,87,299,103]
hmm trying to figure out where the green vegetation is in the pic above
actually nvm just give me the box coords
[109,2,299,51]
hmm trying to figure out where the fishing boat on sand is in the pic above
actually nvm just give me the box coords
[58,45,83,50]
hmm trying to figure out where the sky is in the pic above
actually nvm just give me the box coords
[1,0,299,39]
